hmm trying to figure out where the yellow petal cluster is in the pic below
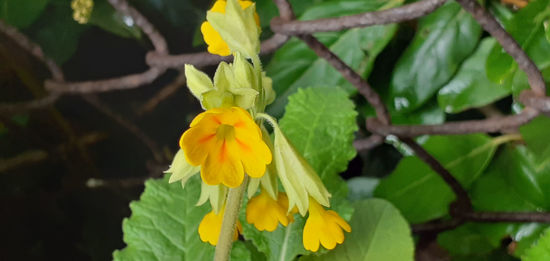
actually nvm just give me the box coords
[246,191,293,231]
[180,107,271,188]
[201,0,260,56]
[303,199,351,252]
[198,208,242,246]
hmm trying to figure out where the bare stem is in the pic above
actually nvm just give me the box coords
[214,176,248,261]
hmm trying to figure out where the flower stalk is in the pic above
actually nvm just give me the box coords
[214,175,249,261]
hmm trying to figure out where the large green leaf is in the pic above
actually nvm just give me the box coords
[0,0,49,29]
[112,176,250,261]
[89,0,142,39]
[243,87,357,261]
[522,228,550,261]
[375,134,498,223]
[486,0,550,88]
[438,38,512,113]
[301,199,414,261]
[389,1,482,112]
[520,116,550,165]
[266,0,401,117]
[437,223,509,258]
[26,1,86,64]
[471,146,550,212]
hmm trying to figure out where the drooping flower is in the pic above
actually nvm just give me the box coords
[201,0,260,57]
[180,107,271,188]
[246,191,290,231]
[198,208,242,246]
[302,199,351,252]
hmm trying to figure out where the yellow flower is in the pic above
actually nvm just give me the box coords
[201,0,260,56]
[180,107,271,188]
[303,199,351,252]
[246,191,291,231]
[198,208,243,246]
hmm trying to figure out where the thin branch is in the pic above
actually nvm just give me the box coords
[297,34,391,125]
[146,33,289,68]
[271,0,447,35]
[45,67,166,94]
[367,107,539,137]
[0,93,60,116]
[273,0,296,20]
[520,90,550,114]
[83,95,165,163]
[107,0,168,54]
[401,138,472,212]
[353,135,384,151]
[456,0,546,96]
[137,70,186,115]
[463,211,550,223]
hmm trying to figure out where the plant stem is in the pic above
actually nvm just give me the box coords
[214,176,248,261]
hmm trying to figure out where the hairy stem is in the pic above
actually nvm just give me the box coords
[214,176,248,261]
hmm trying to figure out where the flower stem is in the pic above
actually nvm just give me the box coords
[214,175,248,261]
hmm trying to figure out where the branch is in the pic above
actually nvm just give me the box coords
[271,0,447,35]
[297,34,391,124]
[146,33,289,68]
[401,138,472,212]
[456,0,546,96]
[107,0,168,54]
[137,70,186,115]
[367,107,539,137]
[463,211,550,223]
[520,90,550,116]
[353,135,384,151]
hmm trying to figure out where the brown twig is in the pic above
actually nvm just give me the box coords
[146,33,289,68]
[353,135,384,151]
[83,95,165,163]
[297,34,391,125]
[137,70,187,115]
[456,0,546,96]
[367,107,539,137]
[401,138,473,212]
[271,0,447,35]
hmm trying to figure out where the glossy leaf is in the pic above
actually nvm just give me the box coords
[390,1,482,112]
[438,38,512,113]
[266,0,401,117]
[375,134,497,223]
[486,0,550,86]
[0,0,49,29]
[26,1,86,64]
[301,199,414,261]
[437,223,509,257]
[244,87,357,260]
[89,0,142,39]
[520,116,550,164]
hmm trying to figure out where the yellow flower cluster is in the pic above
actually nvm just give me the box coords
[71,0,93,24]
[166,0,351,253]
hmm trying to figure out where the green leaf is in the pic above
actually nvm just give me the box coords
[0,0,49,29]
[347,177,379,201]
[390,1,482,112]
[523,228,550,261]
[244,86,357,260]
[89,0,142,39]
[486,0,550,86]
[471,145,550,212]
[520,116,550,164]
[437,223,510,257]
[113,176,215,260]
[266,0,401,117]
[375,134,497,223]
[513,224,550,257]
[438,38,512,113]
[301,199,414,261]
[26,1,86,64]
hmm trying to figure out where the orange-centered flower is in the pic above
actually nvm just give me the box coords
[302,199,351,252]
[201,0,260,56]
[198,208,242,246]
[180,107,271,188]
[246,191,291,231]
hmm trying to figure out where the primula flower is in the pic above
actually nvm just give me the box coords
[201,0,260,56]
[180,107,271,188]
[198,208,242,245]
[303,199,351,252]
[246,191,291,231]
